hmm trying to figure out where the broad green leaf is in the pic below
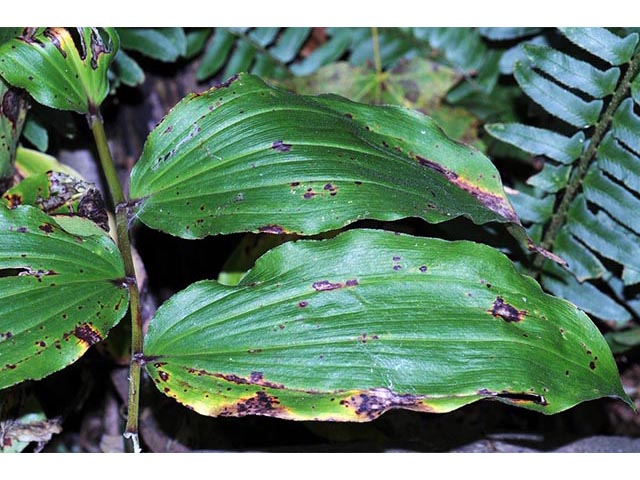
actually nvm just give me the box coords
[612,98,640,155]
[130,73,520,240]
[0,81,28,188]
[285,60,482,149]
[485,124,584,165]
[560,28,639,66]
[290,31,352,76]
[144,229,629,419]
[117,28,186,62]
[0,205,128,390]
[0,28,119,114]
[542,263,631,325]
[524,44,619,99]
[22,117,48,152]
[14,147,80,179]
[514,62,602,128]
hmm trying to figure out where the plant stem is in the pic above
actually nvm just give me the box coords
[88,112,143,453]
[533,50,640,272]
[371,27,383,105]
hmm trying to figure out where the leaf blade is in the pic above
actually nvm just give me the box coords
[0,205,128,390]
[130,73,520,240]
[144,229,628,419]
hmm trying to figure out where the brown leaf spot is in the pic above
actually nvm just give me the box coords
[73,323,102,346]
[4,193,22,208]
[38,223,54,234]
[258,224,287,234]
[312,280,343,291]
[341,388,432,420]
[478,389,548,406]
[272,140,292,152]
[43,28,68,58]
[158,370,170,382]
[489,296,527,323]
[216,73,239,89]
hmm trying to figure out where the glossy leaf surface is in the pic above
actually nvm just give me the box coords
[0,205,128,390]
[130,73,519,239]
[0,28,118,114]
[0,81,27,188]
[144,229,628,420]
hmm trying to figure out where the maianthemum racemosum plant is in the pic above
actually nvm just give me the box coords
[0,27,633,452]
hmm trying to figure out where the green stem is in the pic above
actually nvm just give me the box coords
[371,27,383,105]
[88,112,143,453]
[533,49,640,272]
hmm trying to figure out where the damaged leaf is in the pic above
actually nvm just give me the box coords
[0,28,119,114]
[2,171,109,231]
[0,204,128,390]
[0,387,61,452]
[130,73,527,247]
[144,229,628,420]
[0,80,28,193]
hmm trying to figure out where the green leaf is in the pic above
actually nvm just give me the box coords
[612,98,640,155]
[478,27,542,41]
[0,205,128,390]
[560,28,639,66]
[129,73,520,240]
[117,28,186,62]
[0,28,119,114]
[583,167,640,235]
[485,124,584,164]
[514,62,602,128]
[553,228,607,282]
[567,195,640,271]
[0,81,28,187]
[524,44,620,99]
[597,132,640,194]
[507,190,554,224]
[14,147,80,179]
[527,164,571,194]
[632,73,640,105]
[112,50,145,87]
[185,28,212,59]
[144,229,629,419]
[270,28,311,63]
[196,29,236,81]
[22,118,48,152]
[542,262,631,325]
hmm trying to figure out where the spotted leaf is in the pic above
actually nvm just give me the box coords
[144,229,629,420]
[0,204,128,390]
[0,28,119,114]
[129,73,536,248]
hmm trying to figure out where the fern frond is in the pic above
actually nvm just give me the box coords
[487,27,640,327]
